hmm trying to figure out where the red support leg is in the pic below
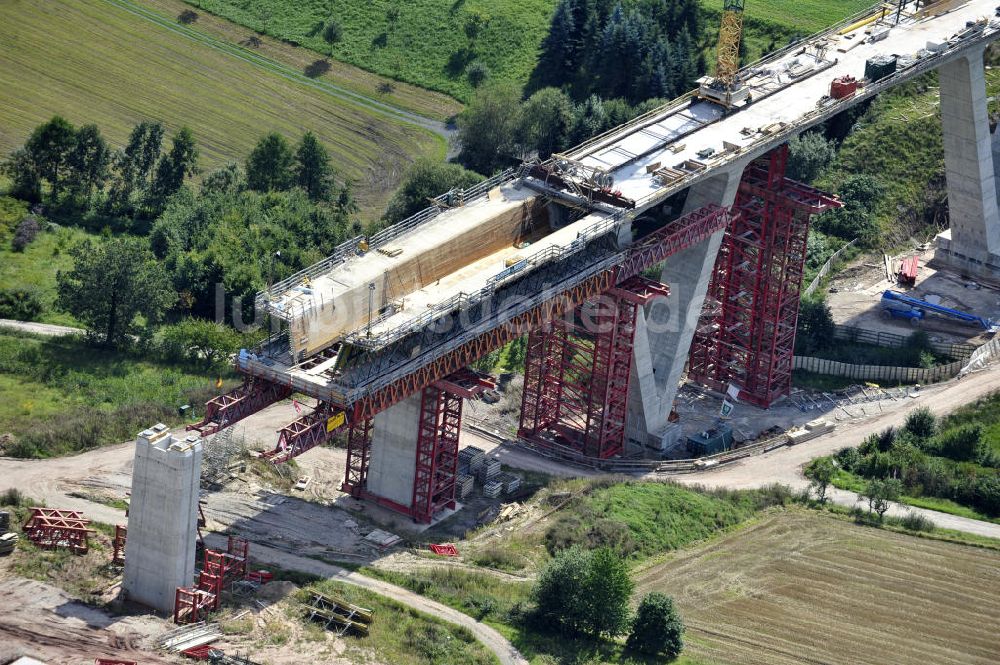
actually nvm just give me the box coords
[688,145,841,408]
[410,385,463,523]
[341,416,374,496]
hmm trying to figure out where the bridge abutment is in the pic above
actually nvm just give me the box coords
[627,163,748,450]
[936,44,1000,278]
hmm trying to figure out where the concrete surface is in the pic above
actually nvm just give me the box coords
[365,392,422,509]
[122,426,202,614]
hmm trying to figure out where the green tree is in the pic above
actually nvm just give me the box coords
[4,148,42,203]
[808,456,837,504]
[861,477,902,521]
[108,121,165,216]
[518,87,573,159]
[584,547,633,637]
[627,592,684,658]
[25,116,77,196]
[457,83,523,174]
[56,237,176,347]
[294,132,334,202]
[795,296,835,355]
[246,133,294,192]
[322,20,342,44]
[938,425,984,462]
[533,546,590,634]
[160,318,242,368]
[383,158,482,224]
[817,174,885,245]
[150,127,199,208]
[66,124,111,199]
[787,132,836,183]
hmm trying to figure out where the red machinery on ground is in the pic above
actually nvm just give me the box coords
[897,255,919,286]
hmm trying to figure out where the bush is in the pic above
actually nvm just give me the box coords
[627,592,684,659]
[466,60,490,87]
[0,288,44,321]
[899,511,935,532]
[904,406,936,442]
[322,20,342,44]
[937,425,984,462]
[532,546,633,637]
[159,318,242,368]
[11,215,40,251]
[835,446,861,472]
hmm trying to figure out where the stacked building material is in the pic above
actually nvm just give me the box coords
[306,591,373,636]
[456,474,475,499]
[498,473,521,495]
[482,481,503,498]
[477,459,501,484]
[459,446,486,476]
[787,419,836,445]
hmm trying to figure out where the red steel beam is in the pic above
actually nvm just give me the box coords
[187,377,292,436]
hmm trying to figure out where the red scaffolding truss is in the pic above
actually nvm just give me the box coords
[519,276,668,458]
[688,146,840,408]
[112,524,127,565]
[187,377,292,436]
[22,507,95,554]
[261,402,347,464]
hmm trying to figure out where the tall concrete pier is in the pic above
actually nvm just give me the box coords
[123,425,202,613]
[936,44,1000,278]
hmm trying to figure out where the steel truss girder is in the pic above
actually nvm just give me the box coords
[187,377,292,436]
[688,145,840,408]
[262,402,346,464]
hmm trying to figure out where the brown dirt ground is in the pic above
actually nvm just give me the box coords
[635,509,1000,665]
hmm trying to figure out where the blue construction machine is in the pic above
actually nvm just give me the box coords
[880,290,999,333]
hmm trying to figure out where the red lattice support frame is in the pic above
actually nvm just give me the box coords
[262,403,347,464]
[688,146,840,408]
[187,377,292,436]
[112,525,126,565]
[23,508,94,554]
[174,586,215,624]
[409,385,463,523]
[519,276,666,459]
[341,417,374,496]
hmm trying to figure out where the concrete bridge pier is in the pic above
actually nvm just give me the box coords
[626,160,750,450]
[935,43,1000,278]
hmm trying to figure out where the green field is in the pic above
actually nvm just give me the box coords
[0,329,229,457]
[0,0,444,218]
[181,0,877,102]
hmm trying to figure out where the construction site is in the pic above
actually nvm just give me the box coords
[3,1,1000,664]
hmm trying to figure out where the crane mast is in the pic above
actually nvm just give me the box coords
[699,0,750,108]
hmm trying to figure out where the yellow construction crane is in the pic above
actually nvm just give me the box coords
[698,0,750,108]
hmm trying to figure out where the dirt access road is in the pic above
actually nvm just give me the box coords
[665,366,1000,538]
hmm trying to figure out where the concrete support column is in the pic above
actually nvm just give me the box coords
[123,425,202,614]
[937,45,1000,275]
[626,162,748,449]
[366,392,422,508]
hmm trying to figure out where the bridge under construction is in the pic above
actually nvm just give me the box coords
[190,1,1000,523]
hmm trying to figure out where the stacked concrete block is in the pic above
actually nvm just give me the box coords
[456,474,475,500]
[459,446,486,476]
[499,473,521,495]
[477,459,501,484]
[482,481,502,499]
[123,424,203,614]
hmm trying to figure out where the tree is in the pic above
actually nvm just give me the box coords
[627,592,684,658]
[464,10,488,41]
[795,296,835,355]
[66,124,111,199]
[150,127,199,208]
[161,318,242,368]
[4,148,42,203]
[518,87,573,159]
[108,121,165,216]
[787,132,835,183]
[532,546,633,638]
[457,83,522,174]
[583,547,633,637]
[383,158,482,224]
[861,477,901,521]
[808,456,837,504]
[294,132,334,201]
[466,60,490,88]
[246,133,295,192]
[816,174,885,245]
[56,238,176,347]
[24,116,77,196]
[938,425,984,462]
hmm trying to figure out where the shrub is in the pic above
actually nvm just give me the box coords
[835,446,861,472]
[937,425,984,462]
[12,214,40,251]
[899,511,935,532]
[532,546,633,637]
[1,487,24,507]
[904,407,936,442]
[322,21,342,44]
[466,60,490,87]
[0,288,44,321]
[627,592,684,658]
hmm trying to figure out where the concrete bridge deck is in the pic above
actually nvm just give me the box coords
[248,1,1000,411]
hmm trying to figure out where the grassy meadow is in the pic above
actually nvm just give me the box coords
[0,0,444,218]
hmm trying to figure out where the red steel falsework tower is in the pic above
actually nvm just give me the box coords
[688,145,840,408]
[519,276,669,458]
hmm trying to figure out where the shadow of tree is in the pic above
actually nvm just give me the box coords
[371,32,388,49]
[178,9,198,25]
[304,59,332,78]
